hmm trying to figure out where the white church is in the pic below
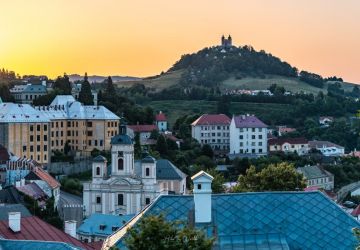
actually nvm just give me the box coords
[83,134,187,216]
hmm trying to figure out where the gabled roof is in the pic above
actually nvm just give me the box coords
[268,137,308,146]
[111,192,360,250]
[127,124,157,133]
[133,159,187,180]
[0,216,92,249]
[77,213,134,237]
[155,112,167,121]
[233,115,268,128]
[26,167,60,189]
[191,114,231,126]
[191,170,214,181]
[16,182,48,200]
[309,140,344,149]
[110,134,133,145]
[23,84,47,93]
[297,165,333,179]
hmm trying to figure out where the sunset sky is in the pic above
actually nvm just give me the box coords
[1,0,360,82]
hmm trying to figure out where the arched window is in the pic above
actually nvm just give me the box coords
[146,168,150,176]
[96,167,100,176]
[118,158,124,170]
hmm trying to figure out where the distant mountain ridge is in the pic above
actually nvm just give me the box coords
[68,74,141,83]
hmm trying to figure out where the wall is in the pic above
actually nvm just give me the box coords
[47,159,92,175]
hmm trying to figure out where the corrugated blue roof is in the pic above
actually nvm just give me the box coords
[23,84,47,93]
[115,192,360,249]
[134,159,186,180]
[0,239,82,250]
[77,213,134,237]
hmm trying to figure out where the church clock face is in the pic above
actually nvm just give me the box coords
[118,151,124,157]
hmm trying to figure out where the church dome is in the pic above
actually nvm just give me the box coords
[110,134,133,145]
[142,155,156,164]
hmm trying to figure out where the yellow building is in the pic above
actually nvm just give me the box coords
[0,103,50,164]
[0,95,120,164]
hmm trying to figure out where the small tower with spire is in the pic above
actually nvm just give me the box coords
[221,34,233,48]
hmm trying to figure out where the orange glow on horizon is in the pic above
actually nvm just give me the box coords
[0,0,360,82]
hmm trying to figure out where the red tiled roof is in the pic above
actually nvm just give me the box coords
[191,114,231,126]
[0,216,94,249]
[127,124,158,133]
[278,127,296,133]
[268,137,308,146]
[155,112,167,121]
[33,167,60,189]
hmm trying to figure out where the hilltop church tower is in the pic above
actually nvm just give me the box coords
[221,35,232,48]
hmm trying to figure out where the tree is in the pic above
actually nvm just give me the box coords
[149,129,160,140]
[78,73,94,105]
[64,141,71,155]
[232,163,306,192]
[105,76,116,95]
[201,144,214,158]
[125,214,214,250]
[217,95,231,116]
[0,84,14,102]
[206,168,225,193]
[134,132,142,159]
[53,74,71,94]
[353,228,360,250]
[156,135,168,155]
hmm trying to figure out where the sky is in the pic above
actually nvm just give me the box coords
[0,0,360,82]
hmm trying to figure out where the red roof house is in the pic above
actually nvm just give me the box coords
[0,214,95,249]
[155,112,167,122]
[191,114,231,126]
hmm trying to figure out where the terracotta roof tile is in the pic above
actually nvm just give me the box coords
[191,114,231,126]
[32,167,60,189]
[127,124,157,133]
[268,137,308,146]
[155,112,167,121]
[0,216,94,249]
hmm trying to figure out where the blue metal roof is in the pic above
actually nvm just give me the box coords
[110,134,133,145]
[77,213,134,237]
[134,159,186,180]
[23,84,47,93]
[115,191,360,249]
[0,239,82,250]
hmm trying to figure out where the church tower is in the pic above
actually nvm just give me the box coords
[92,155,108,183]
[110,134,134,176]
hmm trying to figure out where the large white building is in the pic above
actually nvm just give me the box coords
[230,114,268,156]
[191,114,231,152]
[83,134,187,217]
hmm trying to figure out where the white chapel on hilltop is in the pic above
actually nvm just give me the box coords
[83,134,187,216]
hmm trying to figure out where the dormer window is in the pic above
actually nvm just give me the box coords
[99,224,106,230]
[197,184,202,190]
[146,168,150,176]
[96,167,100,176]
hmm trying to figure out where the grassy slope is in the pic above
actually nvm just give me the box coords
[114,70,357,95]
[147,100,291,128]
[114,70,183,91]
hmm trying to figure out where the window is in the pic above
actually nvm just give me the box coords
[96,196,101,204]
[30,135,34,142]
[87,131,93,136]
[258,142,262,146]
[36,145,40,151]
[94,140,98,146]
[259,149,263,153]
[239,135,243,139]
[118,194,124,205]
[67,121,71,127]
[37,155,40,161]
[252,128,255,132]
[88,140,91,146]
[239,128,243,132]
[44,125,47,131]
[44,145,47,151]
[37,135,40,141]
[240,142,243,147]
[145,198,151,205]
[61,122,63,128]
[259,128,262,132]
[100,140,103,146]
[67,131,71,136]
[217,126,221,130]
[212,133,215,136]
[251,135,255,139]
[197,184,202,190]
[44,135,47,141]
[37,125,40,131]
[240,149,244,154]
[87,122,93,127]
[251,142,255,146]
[118,158,124,170]
[146,168,150,176]
[252,149,255,153]
[258,135,262,139]
[30,125,34,132]
[23,146,26,152]
[96,167,100,175]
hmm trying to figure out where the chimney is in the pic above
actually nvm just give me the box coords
[64,220,77,238]
[191,171,213,223]
[8,212,21,232]
[20,178,25,186]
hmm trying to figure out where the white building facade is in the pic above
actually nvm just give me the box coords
[83,134,186,217]
[191,114,231,152]
[230,115,268,156]
[309,140,345,157]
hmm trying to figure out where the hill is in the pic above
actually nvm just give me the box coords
[113,45,358,95]
[68,74,140,83]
